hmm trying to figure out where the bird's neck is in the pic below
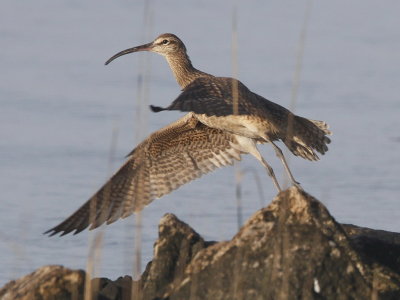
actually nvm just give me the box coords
[165,52,210,89]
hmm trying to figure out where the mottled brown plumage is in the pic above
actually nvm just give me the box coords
[152,76,331,160]
[45,113,270,236]
[106,33,332,187]
[46,33,332,236]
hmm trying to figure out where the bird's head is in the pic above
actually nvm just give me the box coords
[105,33,186,65]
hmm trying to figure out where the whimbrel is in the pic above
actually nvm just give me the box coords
[46,34,331,236]
[45,113,273,236]
[105,33,332,189]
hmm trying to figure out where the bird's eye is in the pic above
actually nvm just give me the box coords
[162,39,169,45]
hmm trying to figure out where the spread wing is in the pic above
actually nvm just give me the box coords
[45,114,243,236]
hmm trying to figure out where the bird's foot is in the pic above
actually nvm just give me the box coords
[291,181,303,190]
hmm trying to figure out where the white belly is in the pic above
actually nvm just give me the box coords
[196,114,267,140]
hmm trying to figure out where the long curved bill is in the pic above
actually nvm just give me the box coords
[105,42,153,65]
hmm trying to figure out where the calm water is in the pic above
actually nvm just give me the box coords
[1,0,400,286]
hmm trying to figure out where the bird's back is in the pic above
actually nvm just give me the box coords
[151,76,331,160]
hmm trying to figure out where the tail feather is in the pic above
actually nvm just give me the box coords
[284,139,320,161]
[310,119,332,136]
[283,116,332,161]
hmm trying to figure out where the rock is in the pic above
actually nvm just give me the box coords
[155,187,400,299]
[342,224,400,275]
[91,276,132,300]
[139,213,213,299]
[2,187,400,299]
[89,214,213,300]
[0,265,84,300]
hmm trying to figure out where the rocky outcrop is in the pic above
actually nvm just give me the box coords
[145,187,400,299]
[0,265,84,300]
[2,187,400,299]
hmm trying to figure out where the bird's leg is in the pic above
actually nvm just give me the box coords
[237,136,282,193]
[260,157,282,192]
[270,141,302,189]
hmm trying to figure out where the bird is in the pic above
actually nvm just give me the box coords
[45,113,277,236]
[105,33,332,189]
[46,33,331,236]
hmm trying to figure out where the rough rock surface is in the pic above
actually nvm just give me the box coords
[154,187,400,299]
[2,187,400,299]
[343,224,400,276]
[0,265,84,300]
[138,213,213,299]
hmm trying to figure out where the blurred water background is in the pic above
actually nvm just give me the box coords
[1,0,399,286]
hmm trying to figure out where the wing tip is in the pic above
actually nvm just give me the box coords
[43,228,57,237]
[43,227,67,237]
[150,105,166,113]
